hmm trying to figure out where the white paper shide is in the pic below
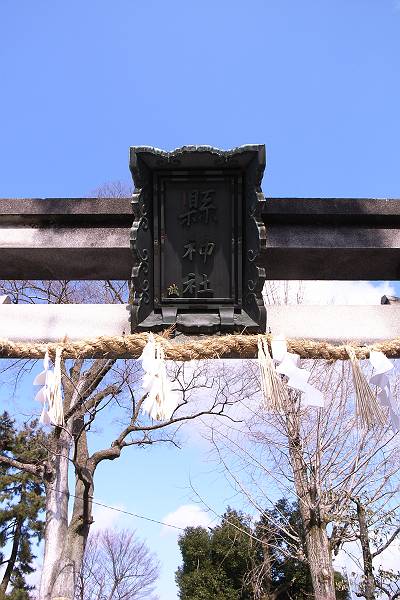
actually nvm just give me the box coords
[139,333,180,421]
[33,347,64,426]
[258,334,324,409]
[369,350,399,432]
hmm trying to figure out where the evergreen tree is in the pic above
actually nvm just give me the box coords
[0,412,46,598]
[176,509,254,600]
[175,506,261,600]
[259,498,314,599]
[211,509,256,599]
[254,499,349,599]
[176,501,349,600]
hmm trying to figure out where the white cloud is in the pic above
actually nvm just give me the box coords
[25,556,42,594]
[334,538,400,595]
[91,501,125,531]
[334,541,363,573]
[264,280,396,306]
[166,358,260,448]
[375,537,400,572]
[161,504,213,536]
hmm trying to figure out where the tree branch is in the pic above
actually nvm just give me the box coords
[89,395,236,468]
[64,359,116,420]
[372,525,400,558]
[80,384,122,416]
[0,454,43,477]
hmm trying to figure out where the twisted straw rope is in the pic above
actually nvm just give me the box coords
[0,333,400,361]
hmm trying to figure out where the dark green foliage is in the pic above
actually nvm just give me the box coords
[176,501,349,600]
[258,498,314,599]
[4,571,32,600]
[0,412,46,597]
[176,509,253,600]
[211,510,255,599]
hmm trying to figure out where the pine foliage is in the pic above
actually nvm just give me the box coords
[0,412,46,598]
[176,509,253,600]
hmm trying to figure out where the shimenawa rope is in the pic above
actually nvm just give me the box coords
[2,332,400,361]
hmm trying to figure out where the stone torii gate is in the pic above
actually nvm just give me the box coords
[1,144,400,354]
[3,145,400,600]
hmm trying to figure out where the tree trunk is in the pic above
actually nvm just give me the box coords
[305,523,335,600]
[50,424,94,600]
[39,358,114,600]
[355,498,375,600]
[49,483,92,600]
[39,430,71,600]
[285,401,336,600]
[249,532,274,600]
[0,517,23,594]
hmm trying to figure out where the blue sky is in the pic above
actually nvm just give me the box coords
[1,0,400,199]
[1,1,400,598]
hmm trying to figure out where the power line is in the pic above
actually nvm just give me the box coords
[2,410,186,532]
[48,486,185,531]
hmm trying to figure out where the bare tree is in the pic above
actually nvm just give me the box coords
[344,497,400,600]
[75,528,159,600]
[206,333,400,600]
[0,181,246,599]
[0,276,239,599]
[89,180,133,199]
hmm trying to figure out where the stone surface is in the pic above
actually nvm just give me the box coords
[1,196,400,280]
[0,304,399,350]
[129,145,267,333]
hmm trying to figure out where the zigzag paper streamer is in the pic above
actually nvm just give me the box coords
[33,348,64,426]
[139,333,180,421]
[270,335,324,408]
[369,350,399,432]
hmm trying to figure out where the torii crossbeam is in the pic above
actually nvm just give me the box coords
[1,196,399,346]
[1,145,400,349]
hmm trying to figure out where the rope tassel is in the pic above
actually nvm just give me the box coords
[346,346,386,429]
[257,336,288,411]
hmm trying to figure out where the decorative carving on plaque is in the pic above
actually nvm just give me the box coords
[130,145,266,333]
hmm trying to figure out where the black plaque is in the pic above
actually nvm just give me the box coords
[130,145,266,333]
